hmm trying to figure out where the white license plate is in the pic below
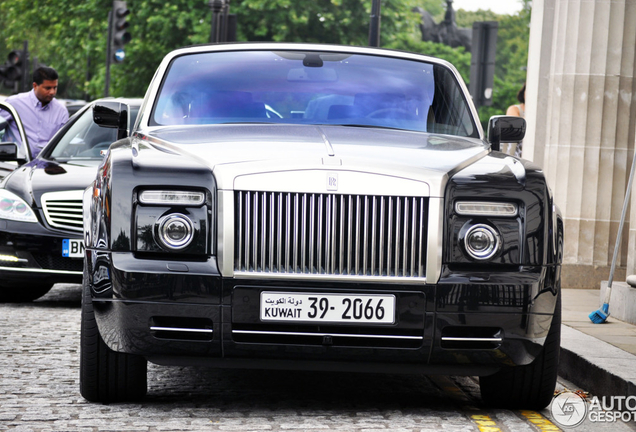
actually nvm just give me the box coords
[260,292,395,324]
[62,239,84,258]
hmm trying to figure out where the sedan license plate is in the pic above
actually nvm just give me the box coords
[260,292,395,324]
[62,239,84,258]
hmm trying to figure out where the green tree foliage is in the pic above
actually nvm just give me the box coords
[473,5,530,125]
[234,0,421,46]
[0,0,210,99]
[110,1,211,97]
[0,0,530,126]
[400,2,531,127]
[0,1,110,98]
[386,36,471,81]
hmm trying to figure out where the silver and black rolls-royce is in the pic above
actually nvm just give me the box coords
[81,43,563,409]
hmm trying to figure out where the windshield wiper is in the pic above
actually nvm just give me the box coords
[321,123,410,132]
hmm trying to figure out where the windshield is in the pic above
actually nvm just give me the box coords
[49,105,140,161]
[151,50,477,137]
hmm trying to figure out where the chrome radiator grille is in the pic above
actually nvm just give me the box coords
[41,190,84,232]
[234,191,428,278]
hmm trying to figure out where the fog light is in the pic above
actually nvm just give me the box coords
[156,214,194,250]
[464,224,500,260]
[0,254,28,263]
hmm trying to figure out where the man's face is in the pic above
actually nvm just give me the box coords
[33,79,58,105]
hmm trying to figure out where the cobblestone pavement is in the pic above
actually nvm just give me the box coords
[1,284,634,432]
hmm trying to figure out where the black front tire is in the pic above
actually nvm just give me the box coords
[0,283,53,302]
[79,265,147,403]
[479,292,561,409]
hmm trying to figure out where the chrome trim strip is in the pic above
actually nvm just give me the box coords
[317,194,323,272]
[309,194,315,268]
[379,197,385,273]
[268,193,282,271]
[251,192,257,268]
[426,197,443,283]
[232,329,423,340]
[355,195,361,275]
[362,195,368,274]
[277,194,290,272]
[218,190,235,277]
[334,195,345,273]
[387,197,393,275]
[410,198,423,277]
[330,195,336,274]
[260,193,266,271]
[395,197,401,275]
[0,266,82,275]
[150,326,213,334]
[418,197,425,277]
[346,195,352,275]
[293,193,299,272]
[236,190,243,271]
[233,271,427,284]
[441,337,503,342]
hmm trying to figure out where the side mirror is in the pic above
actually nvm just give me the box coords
[93,102,129,140]
[487,115,526,152]
[0,142,22,162]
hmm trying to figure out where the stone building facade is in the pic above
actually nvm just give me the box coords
[524,0,636,288]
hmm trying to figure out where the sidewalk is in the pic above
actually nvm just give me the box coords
[560,288,636,397]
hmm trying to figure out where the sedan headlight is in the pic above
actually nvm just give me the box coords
[135,188,211,254]
[155,213,194,250]
[462,224,501,260]
[0,189,38,223]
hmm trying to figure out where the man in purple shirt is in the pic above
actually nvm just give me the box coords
[4,67,69,158]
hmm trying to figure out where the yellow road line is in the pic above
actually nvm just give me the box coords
[470,414,504,432]
[520,411,562,431]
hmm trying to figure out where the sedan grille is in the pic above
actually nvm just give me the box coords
[234,191,428,279]
[41,190,84,232]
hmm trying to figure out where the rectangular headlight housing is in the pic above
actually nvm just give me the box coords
[455,201,518,217]
[139,190,205,206]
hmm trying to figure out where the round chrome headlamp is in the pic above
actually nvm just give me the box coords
[463,224,500,260]
[156,214,194,250]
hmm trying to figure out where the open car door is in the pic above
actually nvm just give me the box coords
[0,101,30,179]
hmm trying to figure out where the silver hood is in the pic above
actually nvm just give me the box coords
[140,123,488,198]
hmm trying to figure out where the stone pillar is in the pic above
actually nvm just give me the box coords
[627,145,636,276]
[525,0,636,288]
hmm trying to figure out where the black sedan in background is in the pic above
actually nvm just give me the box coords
[0,98,141,302]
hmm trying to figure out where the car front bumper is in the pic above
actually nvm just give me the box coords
[90,251,559,376]
[0,220,83,285]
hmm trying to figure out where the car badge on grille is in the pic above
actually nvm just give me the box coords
[327,172,338,191]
